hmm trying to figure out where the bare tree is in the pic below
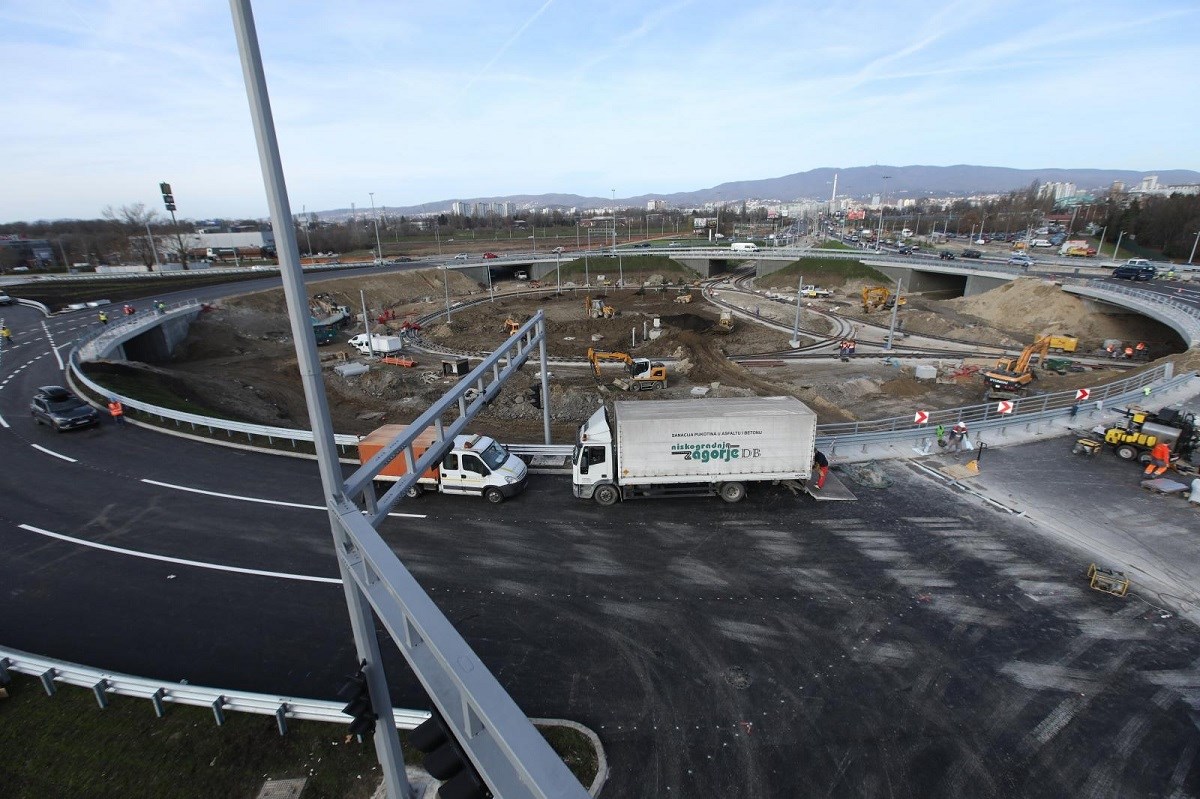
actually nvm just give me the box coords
[102,203,162,268]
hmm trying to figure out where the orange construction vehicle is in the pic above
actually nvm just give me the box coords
[586,348,667,391]
[983,335,1053,395]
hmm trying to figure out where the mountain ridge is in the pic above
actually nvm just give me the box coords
[336,165,1200,218]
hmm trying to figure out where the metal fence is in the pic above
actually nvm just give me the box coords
[0,646,429,734]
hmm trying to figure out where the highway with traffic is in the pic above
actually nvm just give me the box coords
[4,264,1200,797]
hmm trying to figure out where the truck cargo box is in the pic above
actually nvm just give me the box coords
[358,424,440,482]
[612,397,816,484]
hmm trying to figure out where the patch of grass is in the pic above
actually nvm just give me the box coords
[0,675,599,798]
[757,257,889,289]
[79,363,235,420]
[556,254,696,282]
[0,675,379,799]
[12,272,277,311]
[815,240,854,250]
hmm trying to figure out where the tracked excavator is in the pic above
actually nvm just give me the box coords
[982,335,1053,396]
[861,287,905,313]
[587,348,667,391]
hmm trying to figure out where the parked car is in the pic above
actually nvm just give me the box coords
[483,252,499,259]
[453,253,469,260]
[633,243,651,248]
[897,245,913,255]
[938,250,956,260]
[31,386,100,432]
[961,249,983,259]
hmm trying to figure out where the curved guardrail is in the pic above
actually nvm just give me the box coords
[65,284,1199,462]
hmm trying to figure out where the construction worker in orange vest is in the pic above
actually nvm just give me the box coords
[107,398,126,426]
[1144,441,1172,477]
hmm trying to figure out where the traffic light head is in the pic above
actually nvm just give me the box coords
[410,711,492,799]
[338,662,377,738]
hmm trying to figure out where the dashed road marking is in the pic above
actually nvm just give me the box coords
[0,414,8,428]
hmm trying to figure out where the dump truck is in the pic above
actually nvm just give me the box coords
[358,424,528,503]
[572,397,818,505]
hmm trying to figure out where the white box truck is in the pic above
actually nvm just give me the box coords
[359,424,528,503]
[572,397,818,505]
[348,333,405,356]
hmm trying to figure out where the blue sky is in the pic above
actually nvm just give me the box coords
[2,0,1197,221]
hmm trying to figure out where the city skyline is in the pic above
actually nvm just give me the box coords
[2,0,1197,221]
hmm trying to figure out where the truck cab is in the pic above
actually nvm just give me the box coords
[572,407,614,501]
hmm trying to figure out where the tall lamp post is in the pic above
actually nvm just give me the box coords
[1112,231,1126,263]
[369,192,383,264]
[1096,225,1107,258]
[159,182,189,269]
[300,204,312,256]
[439,266,452,321]
[875,176,890,250]
[1188,231,1200,266]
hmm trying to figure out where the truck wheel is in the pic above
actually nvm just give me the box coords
[594,485,619,506]
[719,482,746,503]
[1115,445,1139,461]
[484,487,505,504]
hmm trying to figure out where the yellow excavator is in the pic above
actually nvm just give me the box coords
[585,296,615,319]
[587,348,667,391]
[983,335,1052,395]
[861,286,906,313]
[503,317,522,335]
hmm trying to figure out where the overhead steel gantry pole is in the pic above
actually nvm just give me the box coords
[228,3,584,798]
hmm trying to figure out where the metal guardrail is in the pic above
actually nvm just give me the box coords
[10,260,367,285]
[65,287,1198,461]
[1073,281,1200,348]
[0,646,429,733]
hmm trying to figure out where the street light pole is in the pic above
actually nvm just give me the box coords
[1112,230,1126,263]
[301,204,312,256]
[1189,231,1200,265]
[555,251,561,293]
[440,266,452,321]
[369,192,383,264]
[789,274,804,348]
[876,176,890,250]
[1096,225,1107,256]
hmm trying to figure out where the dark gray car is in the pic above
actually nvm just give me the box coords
[31,386,100,432]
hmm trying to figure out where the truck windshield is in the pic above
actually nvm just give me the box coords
[478,441,508,470]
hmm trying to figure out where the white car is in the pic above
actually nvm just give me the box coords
[453,253,469,260]
[551,246,565,254]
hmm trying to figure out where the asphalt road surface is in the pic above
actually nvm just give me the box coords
[3,294,1200,797]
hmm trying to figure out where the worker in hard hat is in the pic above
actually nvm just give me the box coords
[1144,441,1172,477]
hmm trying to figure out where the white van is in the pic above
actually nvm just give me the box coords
[1030,239,1052,248]
[730,242,758,252]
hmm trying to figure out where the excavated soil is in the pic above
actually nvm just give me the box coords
[123,269,1191,441]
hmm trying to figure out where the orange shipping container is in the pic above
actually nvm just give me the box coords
[357,424,440,482]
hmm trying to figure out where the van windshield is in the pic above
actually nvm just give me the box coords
[478,441,508,470]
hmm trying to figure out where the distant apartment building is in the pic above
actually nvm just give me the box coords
[450,201,469,216]
[646,200,666,211]
[1130,175,1200,197]
[181,229,275,259]
[0,234,55,270]
[1039,182,1076,202]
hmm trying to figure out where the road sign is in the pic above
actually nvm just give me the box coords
[913,410,929,425]
[1075,388,1091,401]
[996,400,1014,414]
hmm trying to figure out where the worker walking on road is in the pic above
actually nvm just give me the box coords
[98,310,109,325]
[0,324,11,348]
[1144,441,1172,477]
[107,397,125,426]
[813,450,829,490]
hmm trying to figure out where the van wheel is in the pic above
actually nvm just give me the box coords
[1115,445,1138,461]
[719,482,746,503]
[484,487,505,504]
[594,485,619,506]
[405,484,422,499]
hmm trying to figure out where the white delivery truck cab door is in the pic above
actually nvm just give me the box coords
[439,451,489,496]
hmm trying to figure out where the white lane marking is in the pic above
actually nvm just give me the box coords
[41,321,64,370]
[0,414,8,428]
[140,478,427,518]
[31,444,78,463]
[18,524,341,584]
